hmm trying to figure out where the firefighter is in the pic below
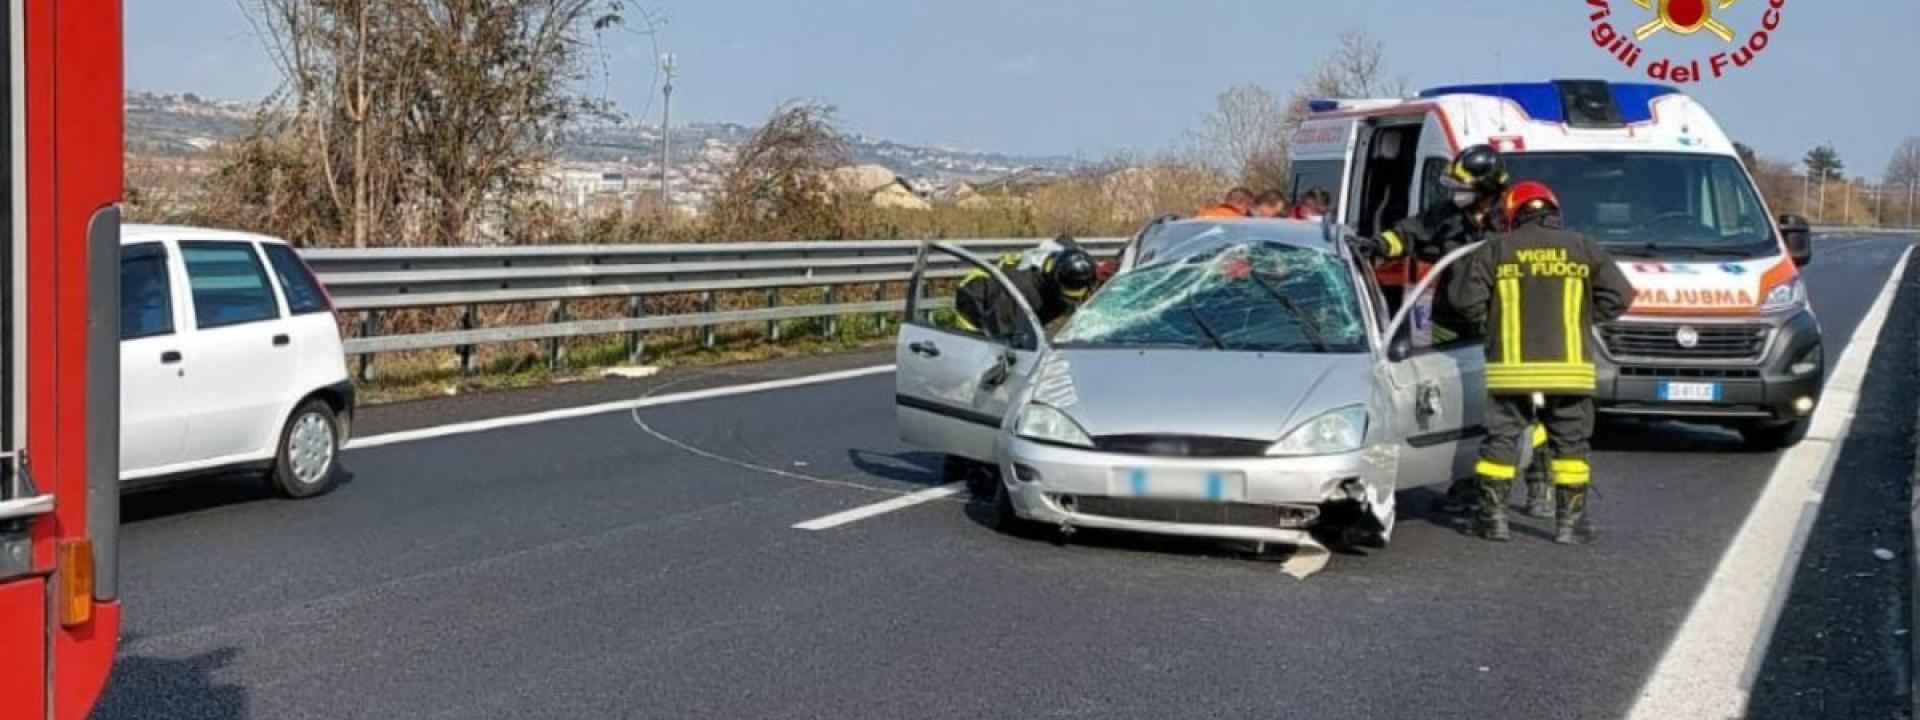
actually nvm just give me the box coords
[1445,181,1635,543]
[953,236,1098,342]
[1351,144,1509,265]
[1351,144,1512,514]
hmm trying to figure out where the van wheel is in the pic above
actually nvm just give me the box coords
[273,399,341,499]
[1739,418,1810,452]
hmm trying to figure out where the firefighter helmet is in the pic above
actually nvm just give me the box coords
[1501,181,1562,230]
[1440,144,1511,195]
[1048,247,1098,301]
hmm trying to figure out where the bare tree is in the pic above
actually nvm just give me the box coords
[222,0,626,247]
[1886,137,1920,188]
[710,101,851,240]
[1283,30,1408,130]
[1185,85,1289,190]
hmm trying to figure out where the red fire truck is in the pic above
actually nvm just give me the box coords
[0,1,124,718]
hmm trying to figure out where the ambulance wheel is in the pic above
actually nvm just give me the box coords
[1739,418,1810,452]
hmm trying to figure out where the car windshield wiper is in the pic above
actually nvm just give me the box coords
[1183,296,1228,350]
[1250,274,1331,352]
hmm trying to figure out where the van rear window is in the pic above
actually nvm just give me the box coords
[263,244,331,315]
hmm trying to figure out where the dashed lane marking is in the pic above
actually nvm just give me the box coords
[792,484,967,531]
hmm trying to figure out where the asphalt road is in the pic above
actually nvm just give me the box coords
[96,234,1917,720]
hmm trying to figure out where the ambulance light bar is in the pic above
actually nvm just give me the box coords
[1417,79,1680,129]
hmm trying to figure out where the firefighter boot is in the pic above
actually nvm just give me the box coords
[1434,476,1479,515]
[1523,458,1554,519]
[1554,484,1590,545]
[1474,479,1512,542]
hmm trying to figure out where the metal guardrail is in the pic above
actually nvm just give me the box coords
[302,237,1126,376]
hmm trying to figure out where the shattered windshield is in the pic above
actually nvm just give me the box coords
[1057,241,1366,353]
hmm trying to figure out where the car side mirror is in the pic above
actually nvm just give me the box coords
[1779,214,1812,268]
[1387,336,1414,363]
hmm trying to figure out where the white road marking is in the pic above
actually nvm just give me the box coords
[1629,245,1914,719]
[348,364,895,449]
[792,483,966,531]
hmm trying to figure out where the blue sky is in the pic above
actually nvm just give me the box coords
[128,1,1919,176]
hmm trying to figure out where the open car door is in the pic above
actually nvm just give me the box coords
[896,243,1048,463]
[1379,243,1488,489]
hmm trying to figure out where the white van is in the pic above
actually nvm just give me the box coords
[1291,79,1821,449]
[119,225,354,497]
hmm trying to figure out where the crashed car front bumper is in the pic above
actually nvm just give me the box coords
[999,436,1395,544]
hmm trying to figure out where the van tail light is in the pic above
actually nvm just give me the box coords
[57,539,95,627]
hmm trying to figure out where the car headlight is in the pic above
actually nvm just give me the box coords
[1762,277,1807,311]
[1267,406,1369,456]
[1015,404,1094,448]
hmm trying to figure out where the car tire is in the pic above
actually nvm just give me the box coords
[944,456,998,500]
[272,399,342,499]
[1739,418,1810,452]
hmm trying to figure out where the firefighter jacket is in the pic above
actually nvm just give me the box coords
[1445,222,1635,395]
[1378,201,1495,262]
[954,244,1077,340]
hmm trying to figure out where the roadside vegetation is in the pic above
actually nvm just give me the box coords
[120,6,1918,403]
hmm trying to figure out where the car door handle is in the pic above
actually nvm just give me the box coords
[160,350,183,364]
[272,334,291,347]
[908,341,940,358]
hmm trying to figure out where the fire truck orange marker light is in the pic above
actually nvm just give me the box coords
[57,540,94,627]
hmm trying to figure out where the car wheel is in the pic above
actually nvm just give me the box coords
[944,456,998,500]
[273,399,341,499]
[1739,418,1810,452]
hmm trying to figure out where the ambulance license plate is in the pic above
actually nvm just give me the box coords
[1659,382,1721,403]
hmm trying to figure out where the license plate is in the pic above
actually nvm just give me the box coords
[1659,381,1721,403]
[1110,469,1247,502]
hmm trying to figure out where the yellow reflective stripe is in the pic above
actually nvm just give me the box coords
[1498,278,1521,364]
[1381,231,1405,258]
[1563,277,1584,363]
[1476,460,1517,480]
[1551,458,1592,486]
[1451,162,1474,183]
[951,312,980,333]
[1532,425,1548,448]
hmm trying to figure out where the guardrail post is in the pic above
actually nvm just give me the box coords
[872,282,888,336]
[701,292,717,349]
[765,288,781,342]
[627,295,647,365]
[356,312,377,383]
[548,301,568,371]
[457,304,477,376]
[825,286,840,339]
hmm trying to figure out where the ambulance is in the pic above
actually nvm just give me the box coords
[1290,79,1821,449]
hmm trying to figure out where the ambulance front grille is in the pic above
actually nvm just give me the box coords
[1599,323,1770,361]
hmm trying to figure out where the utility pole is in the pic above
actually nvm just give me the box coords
[1844,182,1853,225]
[1817,170,1828,223]
[1896,180,1912,228]
[1800,173,1811,217]
[659,53,677,219]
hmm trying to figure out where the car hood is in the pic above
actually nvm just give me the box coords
[1035,348,1373,441]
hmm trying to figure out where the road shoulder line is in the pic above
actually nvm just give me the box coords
[347,364,895,450]
[1628,245,1916,719]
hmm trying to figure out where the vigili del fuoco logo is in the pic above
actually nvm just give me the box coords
[1587,0,1788,84]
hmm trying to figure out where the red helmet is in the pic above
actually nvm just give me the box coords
[1501,181,1561,230]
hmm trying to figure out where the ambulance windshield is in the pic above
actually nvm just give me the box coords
[1504,153,1776,257]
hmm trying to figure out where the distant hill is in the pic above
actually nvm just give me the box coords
[125,91,1085,185]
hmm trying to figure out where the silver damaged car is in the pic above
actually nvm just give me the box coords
[895,220,1487,553]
